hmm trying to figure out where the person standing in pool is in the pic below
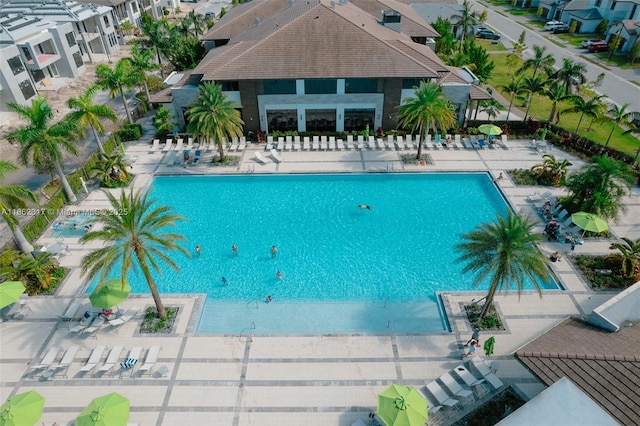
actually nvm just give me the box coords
[270,246,278,258]
[221,276,228,286]
[276,271,283,280]
[231,244,238,256]
[195,245,201,256]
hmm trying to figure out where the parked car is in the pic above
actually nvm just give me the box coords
[476,29,501,40]
[552,23,570,34]
[588,41,609,52]
[581,39,603,48]
[544,21,564,30]
[475,26,488,34]
[204,11,215,20]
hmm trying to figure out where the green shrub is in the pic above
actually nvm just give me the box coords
[116,123,142,141]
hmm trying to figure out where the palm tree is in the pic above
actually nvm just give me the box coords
[520,75,545,121]
[500,77,525,120]
[0,161,38,254]
[67,85,117,155]
[530,154,572,185]
[96,60,136,124]
[6,252,58,295]
[608,237,640,279]
[7,97,80,203]
[397,81,456,160]
[139,13,170,77]
[542,83,575,124]
[186,10,207,37]
[564,154,635,220]
[604,102,633,147]
[187,82,245,161]
[451,0,478,51]
[518,45,555,79]
[622,123,640,161]
[552,58,587,94]
[88,153,131,187]
[125,46,157,110]
[455,212,551,321]
[80,188,189,319]
[479,99,503,120]
[569,94,607,137]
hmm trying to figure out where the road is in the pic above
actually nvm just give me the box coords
[474,2,640,112]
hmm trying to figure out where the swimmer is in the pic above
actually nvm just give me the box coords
[270,246,278,258]
[195,245,201,256]
[266,295,273,303]
[231,244,238,255]
[84,224,92,232]
[358,204,374,210]
[72,224,79,230]
[276,271,283,280]
[221,276,228,286]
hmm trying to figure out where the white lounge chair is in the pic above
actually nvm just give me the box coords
[79,345,107,375]
[395,135,404,150]
[405,134,414,149]
[453,134,462,149]
[267,136,274,147]
[186,137,194,150]
[500,134,509,149]
[328,137,336,151]
[303,137,310,150]
[386,135,394,149]
[69,311,98,334]
[30,346,61,372]
[270,149,284,163]
[165,151,177,166]
[453,365,487,397]
[162,139,173,152]
[174,138,184,151]
[115,346,142,378]
[293,136,301,151]
[238,137,246,151]
[254,151,270,164]
[108,307,139,330]
[426,380,460,410]
[526,191,553,202]
[58,301,81,325]
[312,136,320,151]
[277,137,285,151]
[229,138,238,152]
[439,372,475,403]
[137,345,162,377]
[376,138,385,150]
[95,345,124,377]
[424,134,432,149]
[149,139,160,153]
[418,386,445,424]
[81,316,106,339]
[368,136,376,149]
[356,135,365,150]
[285,136,293,151]
[346,137,354,150]
[433,134,442,149]
[206,139,215,152]
[48,345,80,378]
[320,136,328,151]
[468,357,504,391]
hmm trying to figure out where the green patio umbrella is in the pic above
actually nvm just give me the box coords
[477,124,503,135]
[76,392,130,426]
[571,212,608,235]
[377,384,428,426]
[0,390,45,426]
[484,336,495,357]
[89,278,131,309]
[0,281,26,310]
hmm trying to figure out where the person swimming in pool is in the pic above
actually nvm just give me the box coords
[358,204,374,210]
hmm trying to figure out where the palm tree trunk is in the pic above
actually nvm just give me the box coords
[479,284,499,321]
[155,48,164,78]
[218,140,225,161]
[524,94,533,121]
[143,79,154,111]
[119,86,133,124]
[137,251,167,319]
[506,95,514,121]
[415,124,424,160]
[548,104,556,124]
[587,118,595,132]
[3,218,34,254]
[53,160,77,203]
[605,123,616,147]
[90,125,106,155]
[574,113,585,137]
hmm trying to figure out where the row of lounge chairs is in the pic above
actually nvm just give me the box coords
[526,192,584,243]
[32,345,166,380]
[63,304,140,337]
[150,137,248,154]
[165,149,202,166]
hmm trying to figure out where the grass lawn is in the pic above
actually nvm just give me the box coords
[476,39,507,51]
[528,19,545,29]
[486,53,640,155]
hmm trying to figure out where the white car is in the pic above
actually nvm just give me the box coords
[544,21,565,31]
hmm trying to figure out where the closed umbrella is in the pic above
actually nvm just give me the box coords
[571,212,608,235]
[477,124,503,135]
[76,392,129,426]
[0,282,26,310]
[484,336,495,357]
[89,278,131,309]
[377,384,428,426]
[0,390,45,426]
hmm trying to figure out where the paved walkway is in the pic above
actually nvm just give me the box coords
[1,137,639,426]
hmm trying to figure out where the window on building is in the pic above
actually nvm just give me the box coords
[132,2,138,12]
[344,109,375,131]
[305,109,336,132]
[18,79,36,100]
[304,79,337,94]
[630,3,637,18]
[103,15,110,27]
[267,110,298,132]
[21,47,33,62]
[263,79,296,95]
[30,69,45,82]
[595,0,602,6]
[73,51,83,68]
[221,81,240,91]
[65,32,77,47]
[610,1,616,9]
[345,79,378,94]
[7,56,25,75]
[402,78,430,89]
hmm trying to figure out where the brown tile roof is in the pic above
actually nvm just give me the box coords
[622,20,640,35]
[201,0,293,41]
[349,0,440,38]
[516,317,640,426]
[197,0,445,81]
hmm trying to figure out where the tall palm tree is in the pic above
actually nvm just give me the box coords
[518,45,555,79]
[7,97,80,203]
[604,102,633,147]
[67,85,118,155]
[622,123,640,161]
[125,46,157,110]
[80,188,189,319]
[397,81,456,160]
[530,154,572,185]
[542,83,575,124]
[456,212,550,321]
[139,13,170,77]
[500,77,525,121]
[0,161,38,254]
[451,0,478,51]
[520,75,546,121]
[87,152,131,188]
[95,60,136,124]
[569,94,607,137]
[552,58,587,94]
[187,82,245,161]
[608,237,640,279]
[186,10,207,37]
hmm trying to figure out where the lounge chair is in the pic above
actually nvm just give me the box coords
[270,149,284,163]
[536,141,548,153]
[312,136,320,151]
[162,139,173,152]
[48,345,80,379]
[470,135,480,149]
[229,138,238,152]
[376,138,385,150]
[267,136,274,147]
[414,134,421,148]
[238,137,246,151]
[461,138,472,149]
[439,372,474,404]
[115,346,143,378]
[328,137,336,151]
[453,365,487,397]
[500,134,509,149]
[453,135,462,149]
[81,316,106,339]
[254,151,270,164]
[95,345,124,377]
[191,150,202,165]
[285,136,293,151]
[405,134,414,149]
[424,134,432,149]
[30,347,61,372]
[293,136,301,151]
[165,151,177,166]
[468,357,504,391]
[182,150,191,165]
[357,135,365,150]
[526,191,553,202]
[418,386,446,424]
[395,135,404,150]
[426,380,460,410]
[346,137,354,150]
[69,311,98,334]
[79,345,107,375]
[277,137,285,151]
[174,138,184,151]
[303,137,310,150]
[58,301,82,326]
[206,139,214,152]
[368,136,376,149]
[137,345,162,377]
[149,139,160,153]
[107,307,140,330]
[186,137,194,150]
[347,135,354,147]
[320,136,328,151]
[433,134,442,149]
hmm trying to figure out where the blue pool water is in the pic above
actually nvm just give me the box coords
[88,173,557,334]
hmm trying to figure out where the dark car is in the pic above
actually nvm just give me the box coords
[552,23,570,34]
[476,29,501,40]
[581,39,603,48]
[588,41,609,52]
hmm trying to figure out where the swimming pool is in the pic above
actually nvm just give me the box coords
[88,173,557,334]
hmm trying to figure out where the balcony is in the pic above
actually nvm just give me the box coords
[25,53,61,69]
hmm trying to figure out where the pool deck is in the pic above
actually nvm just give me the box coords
[2,138,639,425]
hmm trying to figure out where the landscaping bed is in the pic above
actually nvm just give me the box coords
[452,387,526,426]
[140,306,179,334]
[573,255,636,290]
